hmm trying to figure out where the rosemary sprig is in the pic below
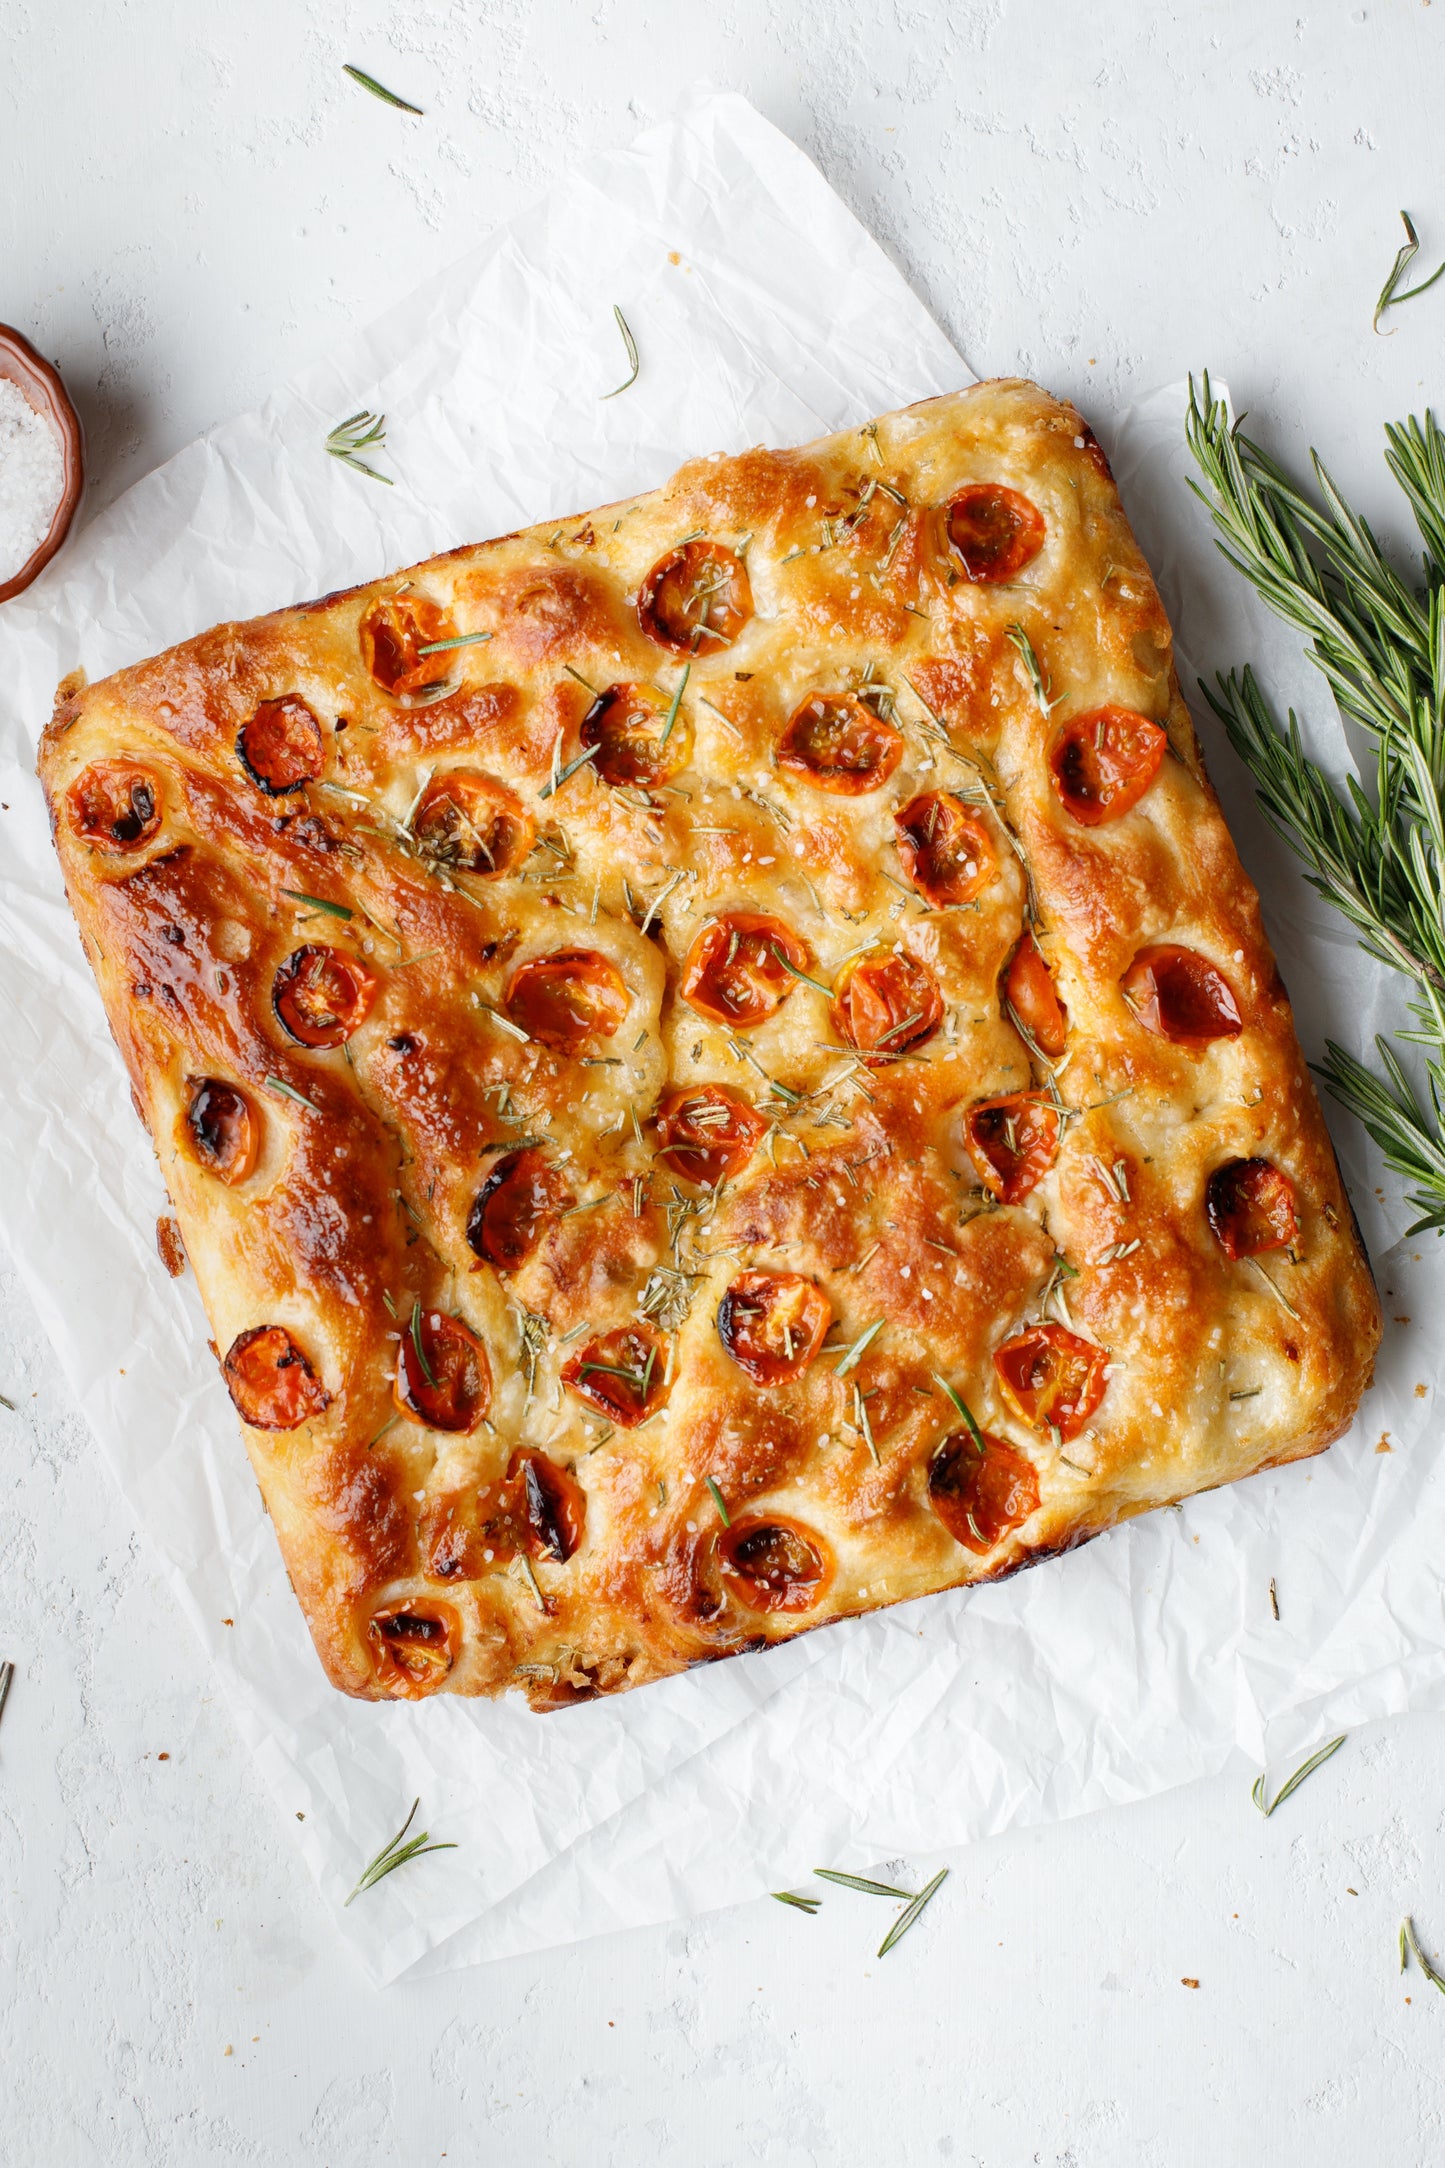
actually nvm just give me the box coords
[1402,1915,1445,1995]
[342,64,424,115]
[1250,1734,1346,1818]
[325,409,393,486]
[601,305,640,398]
[344,1798,456,1905]
[1374,212,1445,335]
[1187,374,1445,1232]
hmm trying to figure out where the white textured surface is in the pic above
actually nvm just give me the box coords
[5,2,1445,2161]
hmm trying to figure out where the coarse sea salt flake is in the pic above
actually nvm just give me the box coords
[0,377,65,584]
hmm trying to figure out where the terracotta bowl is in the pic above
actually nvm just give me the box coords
[0,324,84,604]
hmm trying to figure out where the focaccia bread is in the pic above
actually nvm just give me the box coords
[37,379,1381,1708]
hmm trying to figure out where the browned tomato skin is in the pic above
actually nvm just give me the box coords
[367,1603,460,1697]
[894,792,995,907]
[579,682,684,787]
[719,1517,832,1615]
[929,1431,1041,1554]
[964,1093,1061,1205]
[716,1271,832,1385]
[272,944,378,1049]
[1122,945,1243,1046]
[67,763,162,854]
[504,948,629,1052]
[467,1149,571,1270]
[830,951,943,1063]
[237,696,326,795]
[562,1325,665,1428]
[222,1325,330,1431]
[1049,707,1167,827]
[993,1322,1107,1442]
[679,913,811,1029]
[395,1311,492,1434]
[655,1086,766,1187]
[412,772,535,875]
[510,1450,587,1563]
[777,693,904,795]
[1206,1158,1299,1261]
[943,484,1047,583]
[1003,932,1068,1058]
[184,1077,258,1185]
[360,593,455,696]
[637,540,752,654]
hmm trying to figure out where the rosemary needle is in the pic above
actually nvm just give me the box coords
[1373,211,1445,335]
[342,63,424,115]
[813,1867,913,1899]
[877,1867,950,1958]
[1250,1734,1346,1818]
[772,1890,822,1915]
[344,1798,456,1906]
[1402,1916,1445,1995]
[0,1660,13,1734]
[704,1474,731,1527]
[601,305,640,399]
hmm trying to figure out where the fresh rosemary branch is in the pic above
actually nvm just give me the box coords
[1250,1734,1345,1818]
[343,64,424,116]
[1374,212,1445,336]
[344,1797,457,1906]
[326,409,393,486]
[1187,374,1445,1232]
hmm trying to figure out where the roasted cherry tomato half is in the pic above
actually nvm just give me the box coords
[395,1308,492,1433]
[929,1428,1041,1554]
[655,1086,766,1188]
[1205,1157,1299,1261]
[579,680,689,788]
[1003,931,1068,1058]
[1048,707,1167,827]
[680,912,812,1029]
[237,695,325,794]
[964,1093,1061,1205]
[412,770,535,875]
[467,1148,572,1270]
[272,943,378,1049]
[507,1449,588,1564]
[222,1324,330,1430]
[831,950,943,1064]
[367,1602,460,1697]
[894,791,995,908]
[504,947,629,1052]
[67,762,162,854]
[717,1271,831,1385]
[561,1324,666,1427]
[359,591,455,697]
[719,1516,832,1615]
[777,692,904,795]
[637,539,752,654]
[943,483,1046,583]
[1121,944,1242,1046]
[993,1321,1107,1441]
[184,1076,258,1186]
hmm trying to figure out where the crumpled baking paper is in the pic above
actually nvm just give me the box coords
[0,91,1439,1985]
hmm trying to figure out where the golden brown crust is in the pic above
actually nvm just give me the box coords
[38,379,1381,1707]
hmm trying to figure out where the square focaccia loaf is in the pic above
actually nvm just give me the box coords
[38,379,1381,1707]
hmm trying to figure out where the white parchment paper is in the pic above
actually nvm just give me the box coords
[1,92,1440,1984]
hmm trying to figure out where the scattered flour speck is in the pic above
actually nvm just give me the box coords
[0,378,65,584]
